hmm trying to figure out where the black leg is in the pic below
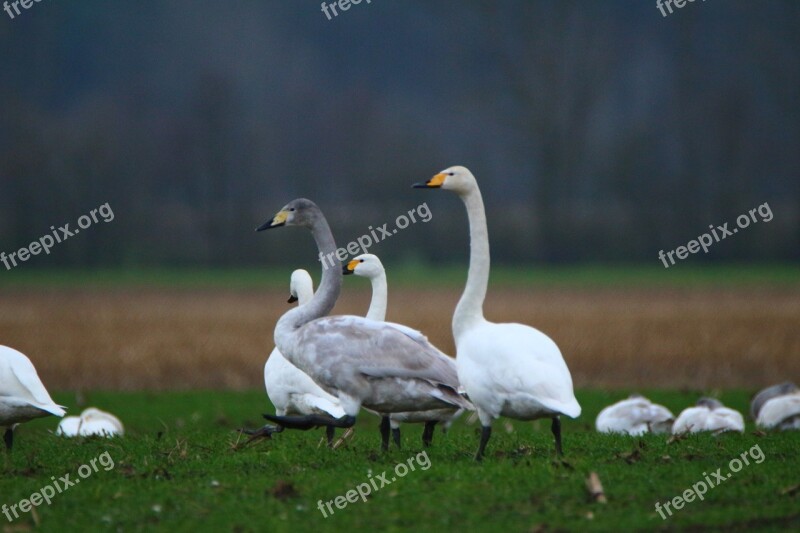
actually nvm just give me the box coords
[3,428,12,453]
[380,417,390,451]
[326,425,336,447]
[422,421,437,447]
[239,424,284,444]
[263,413,356,430]
[391,427,402,449]
[475,425,491,462]
[551,417,563,456]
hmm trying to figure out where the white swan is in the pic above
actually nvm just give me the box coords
[343,253,466,448]
[595,395,674,435]
[258,269,345,444]
[254,199,471,446]
[751,382,800,430]
[57,407,124,438]
[672,398,744,434]
[414,166,581,460]
[0,345,66,451]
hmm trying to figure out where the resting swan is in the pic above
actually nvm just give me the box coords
[57,407,124,438]
[256,269,345,444]
[343,253,467,448]
[0,345,66,451]
[751,382,800,430]
[595,395,673,435]
[254,199,471,448]
[672,398,744,434]
[415,166,581,460]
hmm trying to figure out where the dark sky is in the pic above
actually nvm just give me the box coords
[0,1,797,267]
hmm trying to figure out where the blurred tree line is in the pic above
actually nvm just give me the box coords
[0,1,797,268]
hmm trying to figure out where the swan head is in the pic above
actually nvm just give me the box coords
[413,166,477,195]
[696,397,724,410]
[288,269,314,305]
[343,254,385,279]
[256,198,320,231]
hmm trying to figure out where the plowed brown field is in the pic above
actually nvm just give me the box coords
[1,287,797,390]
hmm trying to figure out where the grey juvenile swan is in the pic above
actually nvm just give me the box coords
[254,199,470,444]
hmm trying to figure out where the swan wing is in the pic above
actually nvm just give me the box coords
[287,316,468,410]
[0,346,66,417]
[672,407,708,433]
[457,323,580,418]
[296,316,459,386]
[757,394,800,428]
[596,397,672,434]
[298,394,346,418]
[265,347,343,415]
[709,407,744,432]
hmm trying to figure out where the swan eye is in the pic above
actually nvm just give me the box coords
[289,208,295,212]
[447,172,454,176]
[359,259,364,263]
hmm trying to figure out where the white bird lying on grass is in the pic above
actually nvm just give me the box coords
[0,345,66,452]
[751,382,800,430]
[672,398,744,434]
[56,407,124,438]
[251,269,345,445]
[414,167,581,461]
[595,394,674,435]
[343,253,467,449]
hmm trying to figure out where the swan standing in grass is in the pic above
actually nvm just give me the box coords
[595,395,674,435]
[672,398,744,434]
[253,199,470,445]
[343,253,467,448]
[751,382,800,430]
[414,166,581,461]
[0,345,66,451]
[253,269,345,445]
[57,407,124,438]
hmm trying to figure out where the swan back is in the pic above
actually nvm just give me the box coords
[672,400,744,434]
[596,396,674,435]
[757,393,800,429]
[80,407,124,436]
[750,382,798,420]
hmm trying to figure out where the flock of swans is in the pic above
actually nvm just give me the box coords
[1,166,798,459]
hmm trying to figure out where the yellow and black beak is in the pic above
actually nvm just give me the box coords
[342,259,359,276]
[412,173,446,189]
[256,210,288,231]
[287,294,298,303]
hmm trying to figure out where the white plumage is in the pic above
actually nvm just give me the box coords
[672,398,744,434]
[414,167,580,460]
[57,407,124,438]
[596,395,674,435]
[0,345,66,451]
[757,394,800,430]
[751,382,800,430]
[264,269,345,420]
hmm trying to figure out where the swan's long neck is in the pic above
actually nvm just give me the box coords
[280,216,341,332]
[365,270,388,322]
[453,186,489,340]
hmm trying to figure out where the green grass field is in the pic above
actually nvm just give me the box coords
[3,390,798,532]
